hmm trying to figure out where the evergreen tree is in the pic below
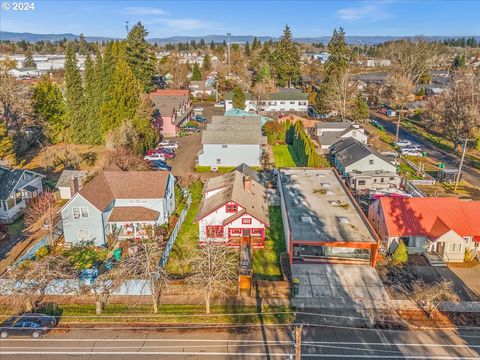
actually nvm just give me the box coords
[132,94,158,153]
[252,37,260,51]
[100,59,140,135]
[199,38,206,49]
[256,63,272,83]
[0,120,16,166]
[245,42,251,57]
[64,43,84,142]
[32,75,66,143]
[351,97,369,122]
[192,63,202,81]
[78,33,88,55]
[82,52,103,144]
[24,49,36,68]
[325,27,349,79]
[202,54,211,73]
[232,86,246,109]
[125,22,156,92]
[210,41,215,50]
[269,25,301,87]
[452,54,466,69]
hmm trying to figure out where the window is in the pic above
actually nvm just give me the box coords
[206,225,223,238]
[280,101,285,105]
[226,204,238,213]
[401,237,415,247]
[73,206,89,219]
[369,159,374,165]
[242,217,252,224]
[222,145,228,148]
[290,101,295,104]
[381,177,385,183]
[358,180,366,186]
[216,159,221,165]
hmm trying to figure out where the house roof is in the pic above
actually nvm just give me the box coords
[201,116,266,145]
[318,126,362,147]
[150,95,190,121]
[377,197,480,239]
[225,88,308,101]
[108,206,160,222]
[315,121,354,130]
[56,170,88,188]
[78,170,170,211]
[195,165,269,226]
[0,166,43,200]
[331,138,392,167]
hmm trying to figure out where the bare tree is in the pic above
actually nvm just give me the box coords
[0,254,77,312]
[99,147,150,171]
[88,263,127,315]
[320,68,356,121]
[122,233,169,313]
[385,72,415,142]
[424,71,480,149]
[187,242,238,314]
[411,279,460,318]
[0,71,34,131]
[252,82,267,113]
[24,190,59,243]
[381,39,442,85]
[160,52,189,88]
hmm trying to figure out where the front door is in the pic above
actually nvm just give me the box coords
[436,242,445,256]
[243,229,250,237]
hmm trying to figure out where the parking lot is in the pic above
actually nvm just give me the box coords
[291,263,391,310]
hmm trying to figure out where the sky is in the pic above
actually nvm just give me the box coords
[0,0,479,38]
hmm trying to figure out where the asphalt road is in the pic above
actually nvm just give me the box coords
[372,115,480,188]
[0,325,479,359]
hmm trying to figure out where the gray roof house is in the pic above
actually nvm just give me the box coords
[0,166,44,224]
[315,121,368,153]
[56,170,88,200]
[330,138,399,191]
[60,166,175,246]
[198,116,267,168]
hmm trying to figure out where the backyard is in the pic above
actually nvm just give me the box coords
[252,206,287,280]
[272,145,297,167]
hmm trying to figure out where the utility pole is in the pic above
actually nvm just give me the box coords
[454,138,473,193]
[294,324,303,360]
[227,33,231,71]
[125,21,130,35]
[394,109,407,143]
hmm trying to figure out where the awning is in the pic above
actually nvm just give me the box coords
[23,185,38,192]
[108,206,160,223]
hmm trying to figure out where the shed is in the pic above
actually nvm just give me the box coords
[437,168,460,183]
[56,170,88,199]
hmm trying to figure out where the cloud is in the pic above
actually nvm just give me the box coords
[337,1,393,22]
[118,7,168,16]
[151,18,209,31]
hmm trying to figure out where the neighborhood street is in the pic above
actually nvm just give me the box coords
[0,325,479,359]
[372,115,480,189]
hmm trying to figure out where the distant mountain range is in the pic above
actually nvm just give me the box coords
[1,31,479,45]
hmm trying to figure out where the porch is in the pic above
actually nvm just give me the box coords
[108,222,155,240]
[107,206,161,240]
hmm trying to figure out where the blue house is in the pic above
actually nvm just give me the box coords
[60,165,175,246]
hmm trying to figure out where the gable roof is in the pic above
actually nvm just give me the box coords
[56,170,88,188]
[377,197,480,239]
[225,88,308,101]
[332,138,392,167]
[195,165,269,225]
[201,116,266,145]
[78,170,170,211]
[0,166,44,200]
[318,126,364,147]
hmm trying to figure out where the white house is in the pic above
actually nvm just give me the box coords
[368,197,480,264]
[225,88,309,113]
[60,165,175,246]
[194,164,269,248]
[197,116,267,168]
[315,121,368,153]
[0,166,44,224]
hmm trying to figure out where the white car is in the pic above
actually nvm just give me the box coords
[401,145,421,154]
[157,140,172,147]
[402,150,423,157]
[193,107,204,113]
[214,101,225,108]
[395,139,412,147]
[156,141,179,150]
[144,153,166,161]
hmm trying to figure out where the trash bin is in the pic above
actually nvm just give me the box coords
[438,163,445,169]
[293,277,300,296]
[422,152,427,157]
[113,247,122,261]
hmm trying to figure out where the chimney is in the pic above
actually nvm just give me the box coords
[243,176,253,193]
[69,176,79,197]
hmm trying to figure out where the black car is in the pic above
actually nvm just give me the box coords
[0,313,57,338]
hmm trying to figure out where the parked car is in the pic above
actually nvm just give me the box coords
[401,149,423,157]
[395,139,412,147]
[183,126,200,133]
[156,150,175,159]
[214,101,225,108]
[193,107,204,113]
[150,162,172,171]
[156,142,179,151]
[194,115,207,123]
[157,140,173,147]
[144,153,166,161]
[0,313,57,338]
[400,145,422,154]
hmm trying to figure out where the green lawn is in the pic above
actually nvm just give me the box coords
[0,304,293,325]
[272,145,296,167]
[253,206,287,280]
[7,218,24,238]
[165,181,203,276]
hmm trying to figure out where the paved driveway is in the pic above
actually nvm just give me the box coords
[291,263,391,310]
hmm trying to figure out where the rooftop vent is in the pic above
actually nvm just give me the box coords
[301,216,312,224]
[329,200,339,206]
[337,216,350,224]
[326,190,335,195]
[321,183,331,188]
